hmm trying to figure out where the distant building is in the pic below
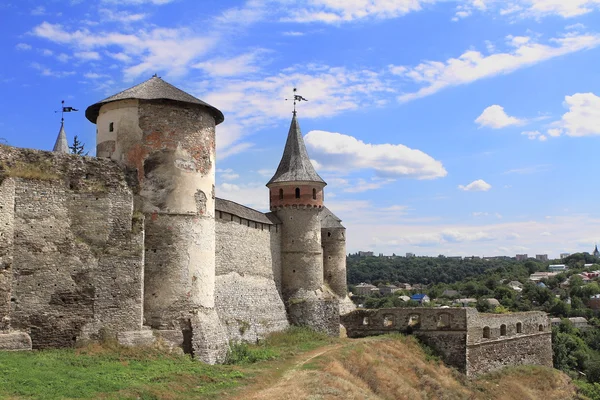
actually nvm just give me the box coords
[410,294,430,304]
[398,295,411,302]
[551,317,589,329]
[560,253,570,259]
[594,245,600,258]
[406,252,415,258]
[536,254,549,261]
[354,283,378,295]
[548,264,567,272]
[358,251,374,257]
[441,289,460,298]
[447,256,462,260]
[508,281,524,291]
[516,254,528,261]
[484,298,501,307]
[379,284,400,295]
[588,294,600,310]
[453,298,477,307]
[397,283,412,290]
[529,272,558,282]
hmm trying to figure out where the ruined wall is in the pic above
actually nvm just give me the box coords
[0,147,144,349]
[465,310,552,376]
[341,308,468,371]
[341,307,553,376]
[215,210,289,343]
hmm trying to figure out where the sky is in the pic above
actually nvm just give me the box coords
[1,0,600,258]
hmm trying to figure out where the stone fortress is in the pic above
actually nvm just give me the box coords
[0,76,551,375]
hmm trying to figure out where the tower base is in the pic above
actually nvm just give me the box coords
[286,287,340,337]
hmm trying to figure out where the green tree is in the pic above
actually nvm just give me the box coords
[69,135,87,155]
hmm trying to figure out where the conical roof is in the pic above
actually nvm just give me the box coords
[52,122,69,154]
[267,113,326,186]
[85,76,224,125]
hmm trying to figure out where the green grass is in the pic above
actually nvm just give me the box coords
[0,327,336,400]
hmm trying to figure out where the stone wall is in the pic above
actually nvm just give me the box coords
[0,146,144,349]
[341,307,553,376]
[215,209,289,343]
[341,308,468,371]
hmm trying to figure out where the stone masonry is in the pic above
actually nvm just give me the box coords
[341,307,553,376]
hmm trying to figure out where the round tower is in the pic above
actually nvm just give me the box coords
[320,208,347,298]
[267,112,339,335]
[85,76,228,363]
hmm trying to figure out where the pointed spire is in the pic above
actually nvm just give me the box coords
[53,121,69,154]
[267,113,325,186]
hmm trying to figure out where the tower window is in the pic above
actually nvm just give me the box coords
[279,188,283,200]
[516,322,522,333]
[109,122,114,132]
[295,187,300,199]
[500,324,507,336]
[483,326,490,338]
[312,188,316,200]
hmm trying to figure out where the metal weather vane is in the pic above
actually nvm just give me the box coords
[285,88,308,115]
[55,100,79,123]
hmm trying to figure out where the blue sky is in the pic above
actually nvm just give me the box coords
[2,0,600,258]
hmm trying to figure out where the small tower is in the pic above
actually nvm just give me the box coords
[86,76,227,363]
[267,111,339,335]
[52,122,69,154]
[594,244,599,258]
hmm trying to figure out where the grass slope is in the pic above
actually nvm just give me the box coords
[0,331,577,400]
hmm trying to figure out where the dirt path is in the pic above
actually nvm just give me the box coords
[225,344,343,400]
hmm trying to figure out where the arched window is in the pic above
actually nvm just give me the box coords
[539,324,544,332]
[383,315,394,327]
[516,322,522,333]
[312,188,317,200]
[408,314,420,328]
[295,187,300,199]
[500,324,507,336]
[483,326,490,339]
[279,188,283,200]
[363,317,369,326]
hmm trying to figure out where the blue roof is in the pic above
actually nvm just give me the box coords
[411,294,427,300]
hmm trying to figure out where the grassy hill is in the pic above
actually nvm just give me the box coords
[0,329,578,400]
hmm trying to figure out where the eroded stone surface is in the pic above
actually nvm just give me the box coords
[0,331,32,351]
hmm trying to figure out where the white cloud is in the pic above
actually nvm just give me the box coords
[99,9,147,23]
[283,31,305,36]
[554,93,600,136]
[74,51,101,60]
[475,105,523,128]
[101,0,175,4]
[31,6,46,16]
[282,0,432,23]
[454,0,600,20]
[393,32,600,102]
[31,22,216,80]
[30,62,75,78]
[193,50,266,77]
[503,164,551,174]
[521,130,547,141]
[304,130,447,180]
[540,231,552,236]
[84,72,108,79]
[216,182,268,211]
[15,43,32,51]
[217,168,240,181]
[56,53,70,63]
[458,179,492,192]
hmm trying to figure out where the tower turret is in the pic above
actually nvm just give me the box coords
[267,112,339,335]
[86,76,227,363]
[52,122,69,154]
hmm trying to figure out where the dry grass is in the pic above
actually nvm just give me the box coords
[233,335,577,400]
[2,161,59,181]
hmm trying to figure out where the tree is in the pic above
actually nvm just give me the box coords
[69,135,87,155]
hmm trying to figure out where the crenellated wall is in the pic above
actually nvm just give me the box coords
[0,146,144,349]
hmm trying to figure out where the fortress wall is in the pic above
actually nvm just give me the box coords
[466,332,553,376]
[342,308,471,371]
[215,212,289,343]
[0,147,144,349]
[466,310,550,344]
[0,178,15,332]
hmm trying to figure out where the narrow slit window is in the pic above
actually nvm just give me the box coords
[500,324,507,336]
[279,188,284,200]
[295,187,300,199]
[516,322,522,333]
[312,188,317,200]
[483,326,490,339]
[109,122,114,132]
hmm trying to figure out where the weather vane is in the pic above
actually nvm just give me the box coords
[55,100,78,123]
[285,87,307,115]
